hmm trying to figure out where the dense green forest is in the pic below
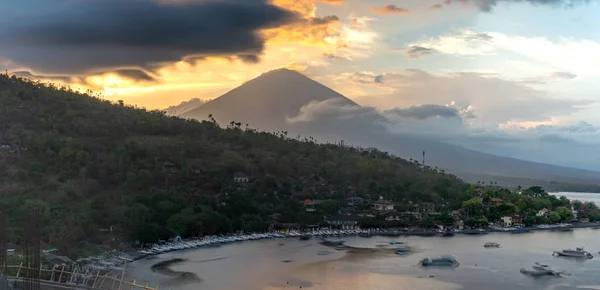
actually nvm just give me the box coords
[0,74,469,255]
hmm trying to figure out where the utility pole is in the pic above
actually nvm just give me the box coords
[422,151,425,167]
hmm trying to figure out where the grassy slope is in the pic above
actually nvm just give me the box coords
[0,74,467,255]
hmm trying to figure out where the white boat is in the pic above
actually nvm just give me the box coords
[484,242,500,248]
[521,262,565,277]
[532,262,550,271]
[553,247,593,259]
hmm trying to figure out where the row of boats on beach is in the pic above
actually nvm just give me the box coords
[136,229,369,257]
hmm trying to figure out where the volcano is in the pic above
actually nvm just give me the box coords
[181,68,600,188]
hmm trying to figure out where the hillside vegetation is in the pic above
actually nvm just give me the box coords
[0,74,467,255]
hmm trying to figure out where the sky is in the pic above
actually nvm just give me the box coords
[1,0,600,169]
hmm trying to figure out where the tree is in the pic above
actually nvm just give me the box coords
[534,215,548,225]
[497,203,516,215]
[554,206,574,222]
[572,200,583,211]
[462,198,483,217]
[523,186,548,198]
[167,208,200,237]
[435,212,455,227]
[589,210,600,222]
[558,196,571,206]
[532,198,551,211]
[549,212,561,223]
[523,216,535,226]
[420,218,436,229]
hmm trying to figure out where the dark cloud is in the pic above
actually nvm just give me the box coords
[370,5,410,15]
[309,15,340,25]
[112,69,159,82]
[404,46,438,59]
[454,0,593,12]
[237,54,261,63]
[0,0,298,74]
[548,71,577,80]
[386,104,459,120]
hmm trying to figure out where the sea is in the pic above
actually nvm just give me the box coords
[124,192,600,290]
[552,192,600,205]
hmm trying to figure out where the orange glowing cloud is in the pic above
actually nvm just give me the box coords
[266,0,344,46]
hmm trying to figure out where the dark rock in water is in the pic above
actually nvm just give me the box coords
[151,258,203,285]
[151,258,187,272]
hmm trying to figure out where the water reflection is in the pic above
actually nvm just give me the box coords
[125,229,600,290]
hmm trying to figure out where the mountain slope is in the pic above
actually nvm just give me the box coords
[182,69,600,187]
[184,68,360,131]
[0,73,467,254]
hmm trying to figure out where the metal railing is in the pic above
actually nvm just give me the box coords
[6,262,171,290]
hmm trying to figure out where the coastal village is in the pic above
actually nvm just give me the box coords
[297,184,598,232]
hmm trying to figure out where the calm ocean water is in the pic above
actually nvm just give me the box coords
[552,192,600,205]
[125,228,600,290]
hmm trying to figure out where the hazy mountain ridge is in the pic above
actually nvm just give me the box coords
[164,98,206,116]
[181,68,600,187]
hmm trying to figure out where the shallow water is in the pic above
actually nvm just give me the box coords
[125,229,600,290]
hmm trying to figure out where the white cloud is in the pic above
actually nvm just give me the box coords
[410,30,497,57]
[285,98,378,123]
[408,30,600,77]
[338,69,590,126]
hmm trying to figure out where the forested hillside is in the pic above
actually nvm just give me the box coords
[0,74,467,255]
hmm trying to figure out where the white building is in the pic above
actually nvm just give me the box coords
[373,196,394,211]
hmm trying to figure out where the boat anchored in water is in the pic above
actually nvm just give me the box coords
[419,255,459,267]
[553,247,593,259]
[395,249,409,255]
[520,262,564,277]
[484,242,501,248]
